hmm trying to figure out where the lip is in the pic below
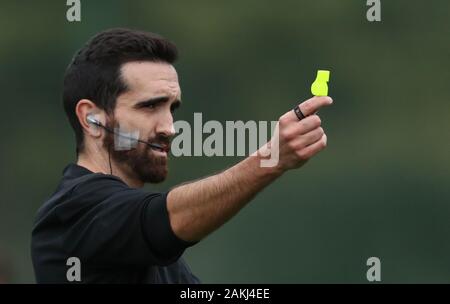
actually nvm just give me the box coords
[150,145,169,156]
[149,142,170,153]
[160,145,170,153]
[151,148,167,157]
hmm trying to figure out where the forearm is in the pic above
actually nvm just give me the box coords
[167,154,282,242]
[167,96,333,242]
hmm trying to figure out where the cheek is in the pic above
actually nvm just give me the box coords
[112,110,131,129]
[115,110,152,132]
[131,113,160,140]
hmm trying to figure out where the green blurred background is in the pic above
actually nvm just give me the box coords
[0,0,449,283]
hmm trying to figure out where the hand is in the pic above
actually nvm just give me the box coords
[268,96,333,172]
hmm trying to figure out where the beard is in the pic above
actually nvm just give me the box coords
[102,118,169,184]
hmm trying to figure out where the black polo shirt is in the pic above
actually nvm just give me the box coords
[31,163,200,284]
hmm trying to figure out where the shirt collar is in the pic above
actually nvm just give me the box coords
[62,163,94,179]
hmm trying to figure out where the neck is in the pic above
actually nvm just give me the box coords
[77,152,144,189]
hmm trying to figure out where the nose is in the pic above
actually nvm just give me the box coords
[155,110,176,139]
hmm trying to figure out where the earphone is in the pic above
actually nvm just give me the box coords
[86,114,102,126]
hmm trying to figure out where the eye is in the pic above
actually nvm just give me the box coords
[170,103,180,113]
[142,103,159,111]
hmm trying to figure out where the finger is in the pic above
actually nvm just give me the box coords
[299,96,333,117]
[298,134,327,159]
[281,96,333,123]
[290,127,324,150]
[283,115,322,138]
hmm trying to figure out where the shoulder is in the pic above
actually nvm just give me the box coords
[34,172,160,227]
[71,173,131,198]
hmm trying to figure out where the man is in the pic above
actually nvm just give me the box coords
[31,28,332,283]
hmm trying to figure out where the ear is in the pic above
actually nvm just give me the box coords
[75,99,105,138]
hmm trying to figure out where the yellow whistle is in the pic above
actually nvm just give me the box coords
[311,70,330,96]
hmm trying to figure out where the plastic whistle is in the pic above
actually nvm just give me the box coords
[311,70,331,96]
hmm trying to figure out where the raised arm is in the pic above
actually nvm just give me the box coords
[167,96,333,242]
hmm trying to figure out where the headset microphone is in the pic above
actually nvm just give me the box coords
[86,115,166,151]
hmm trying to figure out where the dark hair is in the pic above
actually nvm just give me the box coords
[63,28,178,154]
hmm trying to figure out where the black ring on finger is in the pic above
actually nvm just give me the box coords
[293,106,306,121]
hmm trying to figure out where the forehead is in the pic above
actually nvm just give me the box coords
[119,61,181,101]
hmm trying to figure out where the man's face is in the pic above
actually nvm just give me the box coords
[103,61,181,184]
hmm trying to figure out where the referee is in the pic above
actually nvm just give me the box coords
[31,28,332,283]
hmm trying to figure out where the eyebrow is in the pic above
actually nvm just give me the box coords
[134,96,182,109]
